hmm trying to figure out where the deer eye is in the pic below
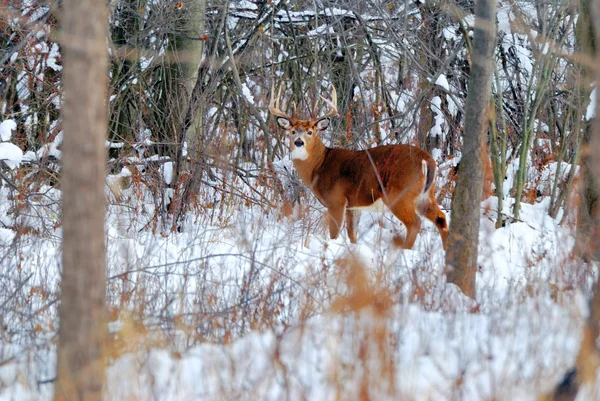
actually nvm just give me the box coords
[307,130,313,136]
[291,129,296,135]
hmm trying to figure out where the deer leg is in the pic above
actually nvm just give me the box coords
[326,202,346,240]
[389,204,422,249]
[345,210,360,244]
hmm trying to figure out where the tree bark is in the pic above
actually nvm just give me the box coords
[180,0,207,158]
[108,0,142,159]
[490,66,507,228]
[547,4,600,398]
[576,0,600,389]
[54,0,109,399]
[445,0,497,298]
[416,2,444,152]
[576,0,598,260]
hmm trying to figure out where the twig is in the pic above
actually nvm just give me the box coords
[0,273,34,311]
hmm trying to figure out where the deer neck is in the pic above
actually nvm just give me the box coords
[292,138,327,188]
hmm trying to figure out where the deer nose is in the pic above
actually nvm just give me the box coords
[294,139,304,147]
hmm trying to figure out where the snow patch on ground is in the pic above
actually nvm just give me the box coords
[0,191,590,400]
[0,142,23,169]
[0,120,17,141]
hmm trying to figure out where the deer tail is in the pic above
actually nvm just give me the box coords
[421,158,436,194]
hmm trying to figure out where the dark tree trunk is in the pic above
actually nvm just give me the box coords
[445,0,497,298]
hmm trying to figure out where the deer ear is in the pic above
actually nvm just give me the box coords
[316,118,330,131]
[276,117,291,129]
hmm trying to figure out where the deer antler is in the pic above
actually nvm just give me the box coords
[318,85,338,119]
[311,98,320,119]
[269,84,294,120]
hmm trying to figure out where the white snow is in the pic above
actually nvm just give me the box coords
[161,161,174,185]
[36,131,62,160]
[435,74,450,91]
[47,42,62,71]
[498,5,512,34]
[587,87,596,120]
[306,24,335,37]
[241,82,255,105]
[446,94,458,117]
[463,14,475,28]
[429,96,445,139]
[430,147,443,162]
[96,298,580,401]
[0,143,23,169]
[442,26,458,41]
[0,172,589,401]
[0,120,17,141]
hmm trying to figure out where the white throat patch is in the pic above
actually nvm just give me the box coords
[291,146,309,160]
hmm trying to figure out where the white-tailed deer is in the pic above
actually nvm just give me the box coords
[270,85,448,249]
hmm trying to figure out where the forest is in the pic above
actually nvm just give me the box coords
[1,0,600,400]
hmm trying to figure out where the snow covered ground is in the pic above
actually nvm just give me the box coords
[0,175,594,400]
[0,109,594,400]
[0,0,593,398]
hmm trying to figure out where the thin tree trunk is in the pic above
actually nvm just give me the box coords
[160,0,208,230]
[415,2,443,153]
[512,62,551,218]
[108,0,142,154]
[445,0,496,299]
[53,0,109,400]
[512,9,571,219]
[491,66,507,228]
[182,0,207,164]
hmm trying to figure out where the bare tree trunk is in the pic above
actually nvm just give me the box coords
[183,0,207,172]
[576,0,598,260]
[445,0,496,298]
[415,1,444,152]
[490,66,507,228]
[546,2,600,399]
[54,0,109,399]
[108,0,143,159]
[164,0,207,230]
[575,0,600,390]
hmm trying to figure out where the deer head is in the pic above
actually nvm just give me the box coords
[269,84,338,161]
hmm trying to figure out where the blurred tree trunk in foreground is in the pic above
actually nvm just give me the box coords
[445,0,497,298]
[577,0,598,260]
[547,2,600,399]
[53,0,109,399]
[572,0,600,396]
